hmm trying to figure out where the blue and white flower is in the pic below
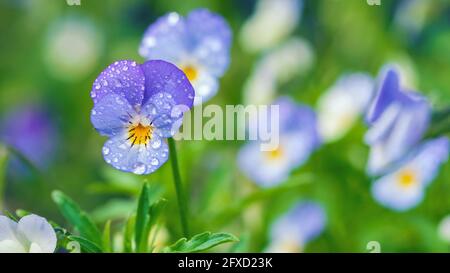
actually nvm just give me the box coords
[139,9,232,105]
[238,97,320,187]
[90,60,194,175]
[372,137,449,211]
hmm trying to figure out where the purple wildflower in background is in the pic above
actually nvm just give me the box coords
[90,60,194,175]
[372,137,449,211]
[0,105,58,169]
[139,9,232,105]
[365,68,431,176]
[238,97,320,187]
[267,201,326,253]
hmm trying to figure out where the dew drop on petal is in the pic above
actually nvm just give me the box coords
[132,163,147,175]
[102,146,110,155]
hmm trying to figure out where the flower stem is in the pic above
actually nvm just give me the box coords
[167,137,190,238]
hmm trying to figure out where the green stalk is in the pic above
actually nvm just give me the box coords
[167,137,190,238]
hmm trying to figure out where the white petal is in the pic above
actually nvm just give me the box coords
[17,214,57,253]
[0,216,25,253]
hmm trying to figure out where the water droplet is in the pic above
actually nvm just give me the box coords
[122,66,128,71]
[132,163,147,175]
[102,147,110,155]
[95,84,101,90]
[151,138,161,149]
[151,158,159,166]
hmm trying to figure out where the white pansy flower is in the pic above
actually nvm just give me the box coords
[243,37,315,106]
[240,0,302,53]
[0,214,57,253]
[317,73,374,143]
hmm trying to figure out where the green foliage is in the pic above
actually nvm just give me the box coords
[52,191,103,247]
[163,232,239,253]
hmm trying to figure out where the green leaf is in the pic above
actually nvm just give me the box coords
[148,198,167,229]
[52,191,102,246]
[135,183,151,252]
[123,214,135,253]
[102,220,112,253]
[15,209,31,218]
[163,232,239,253]
[67,235,103,253]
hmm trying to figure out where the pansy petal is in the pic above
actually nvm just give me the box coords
[366,94,430,175]
[91,94,136,137]
[91,60,145,108]
[192,71,219,105]
[186,9,232,77]
[102,133,169,175]
[139,12,188,64]
[372,172,424,211]
[0,216,25,253]
[16,215,57,253]
[404,137,449,186]
[271,201,326,245]
[238,142,290,187]
[141,92,186,137]
[366,68,400,124]
[141,60,195,109]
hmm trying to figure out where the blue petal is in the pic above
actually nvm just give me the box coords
[91,94,135,137]
[186,9,232,77]
[372,173,424,211]
[237,142,290,187]
[91,60,146,108]
[141,92,186,138]
[365,93,430,175]
[404,137,449,186]
[141,60,195,109]
[271,201,326,244]
[192,71,219,105]
[366,68,401,124]
[139,12,188,64]
[102,133,169,175]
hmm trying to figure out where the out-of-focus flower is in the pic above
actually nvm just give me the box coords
[44,16,103,81]
[317,73,374,143]
[238,97,320,187]
[243,37,315,106]
[372,137,449,211]
[240,0,302,53]
[0,214,57,253]
[394,0,433,38]
[0,105,58,169]
[90,60,194,175]
[365,68,430,176]
[139,9,231,105]
[438,215,450,243]
[266,201,326,253]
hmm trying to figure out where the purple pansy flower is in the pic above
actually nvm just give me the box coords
[238,97,320,187]
[0,105,58,169]
[90,60,194,175]
[365,68,431,176]
[372,137,449,211]
[139,9,232,105]
[267,201,326,253]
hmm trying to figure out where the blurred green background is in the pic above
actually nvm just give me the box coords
[0,0,449,252]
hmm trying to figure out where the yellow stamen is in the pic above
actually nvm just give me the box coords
[182,65,198,82]
[128,123,152,146]
[265,147,284,161]
[397,169,417,188]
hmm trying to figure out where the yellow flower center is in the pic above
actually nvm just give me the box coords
[182,65,198,82]
[265,147,284,161]
[128,123,153,147]
[397,169,417,188]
